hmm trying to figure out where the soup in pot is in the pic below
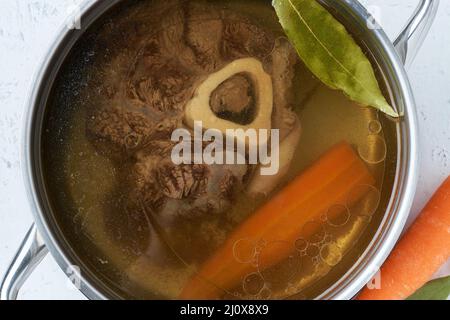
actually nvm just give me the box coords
[42,0,397,299]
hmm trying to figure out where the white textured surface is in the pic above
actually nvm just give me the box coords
[0,0,449,300]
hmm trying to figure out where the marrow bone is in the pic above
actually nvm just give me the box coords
[184,57,273,147]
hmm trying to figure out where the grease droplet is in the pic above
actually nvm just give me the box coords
[243,273,265,296]
[233,238,257,264]
[358,135,387,164]
[295,238,308,251]
[306,244,320,257]
[368,120,382,134]
[326,204,351,227]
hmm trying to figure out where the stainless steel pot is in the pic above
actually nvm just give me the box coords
[0,0,439,300]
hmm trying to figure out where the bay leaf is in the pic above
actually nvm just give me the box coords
[407,276,450,300]
[272,0,399,117]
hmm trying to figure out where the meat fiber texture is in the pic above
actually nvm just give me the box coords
[83,0,300,256]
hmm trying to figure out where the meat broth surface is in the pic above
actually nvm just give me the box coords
[43,0,397,299]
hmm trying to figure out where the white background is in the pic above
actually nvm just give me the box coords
[0,0,449,300]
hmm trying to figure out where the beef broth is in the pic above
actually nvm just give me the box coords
[42,0,396,299]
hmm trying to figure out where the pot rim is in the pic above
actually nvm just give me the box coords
[21,0,420,300]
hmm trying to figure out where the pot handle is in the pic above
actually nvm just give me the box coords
[394,0,439,68]
[0,224,48,300]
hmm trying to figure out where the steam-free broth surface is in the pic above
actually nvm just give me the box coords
[43,0,397,299]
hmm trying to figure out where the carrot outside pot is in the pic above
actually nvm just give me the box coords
[179,142,375,300]
[358,176,450,300]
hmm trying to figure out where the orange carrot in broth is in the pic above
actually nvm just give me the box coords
[179,142,375,299]
[358,176,450,300]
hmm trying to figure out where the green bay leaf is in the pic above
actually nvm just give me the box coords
[272,0,398,117]
[407,276,450,300]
